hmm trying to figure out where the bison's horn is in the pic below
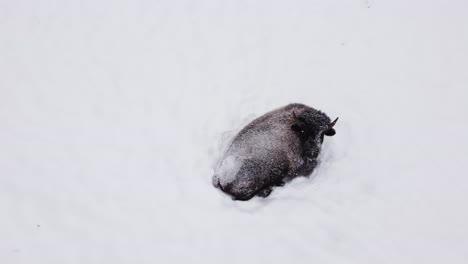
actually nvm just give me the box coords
[329,117,339,128]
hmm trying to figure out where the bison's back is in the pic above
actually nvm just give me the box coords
[214,104,312,199]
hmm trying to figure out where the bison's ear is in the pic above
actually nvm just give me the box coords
[291,123,303,132]
[324,128,336,136]
[291,111,304,133]
[291,111,307,134]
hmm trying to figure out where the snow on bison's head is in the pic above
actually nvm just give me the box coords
[212,103,338,201]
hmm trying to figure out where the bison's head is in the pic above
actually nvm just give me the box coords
[291,109,338,144]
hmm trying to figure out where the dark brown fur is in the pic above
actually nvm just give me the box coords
[213,103,337,201]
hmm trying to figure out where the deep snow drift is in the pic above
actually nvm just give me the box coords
[1,0,468,263]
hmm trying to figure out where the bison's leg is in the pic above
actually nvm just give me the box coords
[297,158,317,177]
[255,178,285,198]
[254,156,289,198]
[275,180,285,186]
[256,186,273,198]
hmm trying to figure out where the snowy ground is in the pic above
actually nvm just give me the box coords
[1,0,468,263]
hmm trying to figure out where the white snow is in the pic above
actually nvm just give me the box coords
[1,0,468,263]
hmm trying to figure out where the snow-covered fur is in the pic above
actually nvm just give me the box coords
[213,103,337,201]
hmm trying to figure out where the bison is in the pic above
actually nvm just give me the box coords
[212,103,338,201]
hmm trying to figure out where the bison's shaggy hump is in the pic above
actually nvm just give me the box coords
[213,103,337,201]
